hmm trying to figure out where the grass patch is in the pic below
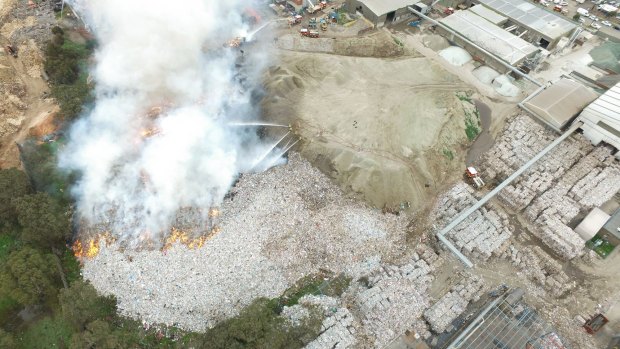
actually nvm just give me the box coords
[0,234,18,263]
[45,29,94,121]
[0,297,19,326]
[19,316,73,349]
[443,149,454,161]
[586,235,616,258]
[464,109,481,141]
[60,249,81,284]
[20,139,73,203]
[456,92,473,104]
[278,272,350,309]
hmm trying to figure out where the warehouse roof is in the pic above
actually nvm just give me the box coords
[578,82,620,150]
[580,82,620,128]
[524,78,599,130]
[476,0,577,40]
[439,10,539,65]
[469,4,507,25]
[359,0,421,16]
[575,208,610,241]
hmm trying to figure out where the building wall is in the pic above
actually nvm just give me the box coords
[468,0,570,50]
[581,119,620,160]
[346,0,416,27]
[435,26,525,74]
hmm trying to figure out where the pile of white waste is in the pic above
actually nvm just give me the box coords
[472,65,500,85]
[439,46,472,66]
[492,75,520,97]
[81,153,410,332]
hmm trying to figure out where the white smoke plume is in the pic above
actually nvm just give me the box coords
[60,0,284,244]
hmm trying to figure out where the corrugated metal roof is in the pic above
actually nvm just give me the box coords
[581,83,620,125]
[439,10,539,65]
[575,207,610,241]
[579,82,620,149]
[469,4,507,25]
[524,78,599,130]
[476,0,576,40]
[358,0,421,17]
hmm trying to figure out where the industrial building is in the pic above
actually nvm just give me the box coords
[523,78,599,131]
[437,6,539,72]
[345,0,421,27]
[575,207,611,242]
[446,288,568,349]
[578,82,620,158]
[469,0,577,50]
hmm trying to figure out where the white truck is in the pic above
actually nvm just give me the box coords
[577,8,589,17]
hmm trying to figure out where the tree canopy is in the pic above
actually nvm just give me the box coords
[69,320,122,349]
[0,328,16,349]
[0,246,59,305]
[13,192,71,248]
[0,168,32,228]
[59,281,117,331]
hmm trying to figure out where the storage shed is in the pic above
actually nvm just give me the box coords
[523,78,599,131]
[438,9,539,70]
[578,82,620,157]
[346,0,421,27]
[575,207,611,241]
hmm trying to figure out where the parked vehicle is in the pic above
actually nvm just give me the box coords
[577,8,589,17]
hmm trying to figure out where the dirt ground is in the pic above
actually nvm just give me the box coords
[0,0,58,169]
[261,28,519,211]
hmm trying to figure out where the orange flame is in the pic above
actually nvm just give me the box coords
[140,127,160,138]
[72,232,115,259]
[162,226,221,251]
[209,208,220,218]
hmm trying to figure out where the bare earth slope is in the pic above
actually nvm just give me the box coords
[262,50,478,210]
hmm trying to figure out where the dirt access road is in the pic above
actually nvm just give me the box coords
[0,0,58,169]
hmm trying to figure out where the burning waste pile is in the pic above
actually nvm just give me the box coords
[61,0,291,257]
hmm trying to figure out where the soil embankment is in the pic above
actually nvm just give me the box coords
[262,48,480,210]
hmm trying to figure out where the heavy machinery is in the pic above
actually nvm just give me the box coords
[308,18,318,29]
[306,0,327,14]
[465,167,485,188]
[300,28,319,38]
[583,313,609,334]
[288,14,302,26]
[320,17,328,31]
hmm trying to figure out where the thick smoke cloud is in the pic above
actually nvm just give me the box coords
[60,0,280,244]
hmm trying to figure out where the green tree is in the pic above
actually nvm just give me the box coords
[0,328,16,349]
[69,320,122,349]
[198,298,318,349]
[0,168,32,228]
[59,280,117,331]
[13,192,71,248]
[0,246,59,305]
[573,14,580,21]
